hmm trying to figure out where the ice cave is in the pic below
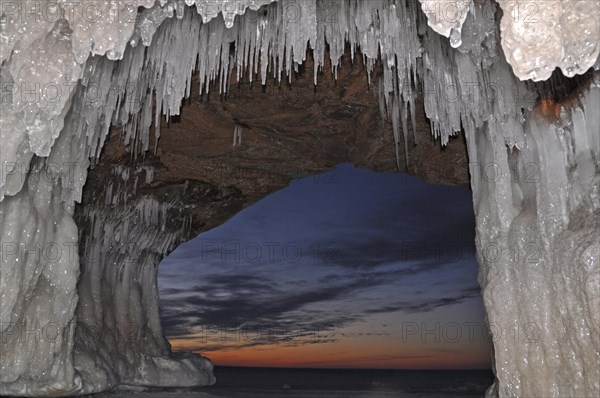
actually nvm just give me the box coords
[0,0,598,397]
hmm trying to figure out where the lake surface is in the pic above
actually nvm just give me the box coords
[98,367,494,398]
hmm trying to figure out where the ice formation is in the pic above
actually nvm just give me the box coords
[418,0,600,81]
[0,0,599,397]
[496,0,600,81]
[418,0,472,47]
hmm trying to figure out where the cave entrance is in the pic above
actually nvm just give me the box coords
[157,163,494,394]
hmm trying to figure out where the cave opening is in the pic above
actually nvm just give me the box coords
[156,163,495,395]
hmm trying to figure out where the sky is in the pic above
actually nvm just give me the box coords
[158,163,493,369]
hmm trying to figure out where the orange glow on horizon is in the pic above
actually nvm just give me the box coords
[169,336,491,370]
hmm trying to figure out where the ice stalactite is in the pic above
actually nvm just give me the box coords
[1,0,599,396]
[233,124,243,147]
[418,0,472,48]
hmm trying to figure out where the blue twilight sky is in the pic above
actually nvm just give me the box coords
[158,163,492,369]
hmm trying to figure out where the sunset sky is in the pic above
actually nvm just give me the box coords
[158,163,493,369]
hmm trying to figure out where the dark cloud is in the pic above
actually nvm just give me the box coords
[160,276,379,337]
[366,286,482,315]
[161,276,481,341]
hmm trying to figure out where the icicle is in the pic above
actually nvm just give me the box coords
[400,99,409,168]
[409,99,417,145]
[144,166,155,184]
[390,96,401,171]
[233,124,243,147]
[105,181,114,206]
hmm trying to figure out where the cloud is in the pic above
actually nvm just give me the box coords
[366,286,482,315]
[160,272,481,343]
[160,276,375,337]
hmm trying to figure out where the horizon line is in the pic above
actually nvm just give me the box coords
[210,365,493,371]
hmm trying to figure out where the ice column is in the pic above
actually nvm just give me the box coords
[467,82,600,397]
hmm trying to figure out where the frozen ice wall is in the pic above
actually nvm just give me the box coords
[0,0,599,396]
[473,84,600,397]
[74,165,215,393]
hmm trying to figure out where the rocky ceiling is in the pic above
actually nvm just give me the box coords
[84,52,470,240]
